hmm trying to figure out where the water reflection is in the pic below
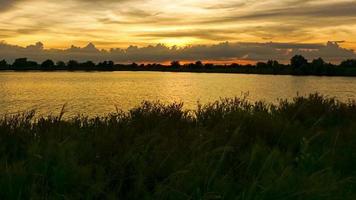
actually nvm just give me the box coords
[1,72,356,117]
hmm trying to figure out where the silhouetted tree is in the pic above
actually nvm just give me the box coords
[230,63,240,68]
[171,61,181,68]
[291,55,308,68]
[340,59,356,68]
[98,61,114,70]
[204,63,214,69]
[267,60,279,68]
[311,58,325,66]
[195,61,203,67]
[131,62,138,68]
[80,61,96,69]
[27,61,38,68]
[56,61,66,69]
[311,58,326,73]
[12,58,38,69]
[187,61,204,69]
[13,58,28,69]
[67,60,79,70]
[0,59,7,68]
[41,59,55,70]
[256,62,267,69]
[106,61,114,67]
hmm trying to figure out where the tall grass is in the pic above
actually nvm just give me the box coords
[0,94,355,199]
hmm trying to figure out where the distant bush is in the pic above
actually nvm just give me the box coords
[0,94,355,199]
[0,59,7,69]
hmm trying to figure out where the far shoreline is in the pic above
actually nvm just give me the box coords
[1,68,356,78]
[1,55,356,77]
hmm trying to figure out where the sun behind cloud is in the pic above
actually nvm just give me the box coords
[156,38,197,47]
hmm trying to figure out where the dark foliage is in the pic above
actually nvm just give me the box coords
[291,55,308,68]
[12,58,38,70]
[340,59,356,68]
[41,59,55,70]
[0,94,355,199]
[0,59,7,70]
[2,55,356,76]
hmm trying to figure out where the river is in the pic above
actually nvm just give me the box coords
[1,71,356,117]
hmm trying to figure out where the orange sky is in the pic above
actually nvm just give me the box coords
[0,0,355,50]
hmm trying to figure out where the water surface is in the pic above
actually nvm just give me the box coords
[1,72,356,117]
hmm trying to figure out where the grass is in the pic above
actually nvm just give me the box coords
[0,93,355,199]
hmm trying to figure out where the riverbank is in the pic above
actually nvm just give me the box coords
[1,55,356,77]
[0,94,355,199]
[2,66,356,77]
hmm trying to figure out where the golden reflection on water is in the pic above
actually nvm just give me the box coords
[1,72,356,117]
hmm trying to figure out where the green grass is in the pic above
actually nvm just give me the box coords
[0,94,355,199]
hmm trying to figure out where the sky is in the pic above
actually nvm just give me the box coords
[1,0,356,63]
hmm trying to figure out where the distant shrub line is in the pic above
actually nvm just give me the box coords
[1,55,356,76]
[0,94,355,199]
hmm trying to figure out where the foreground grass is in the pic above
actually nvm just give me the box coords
[0,94,355,199]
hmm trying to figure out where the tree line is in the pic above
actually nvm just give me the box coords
[1,55,356,76]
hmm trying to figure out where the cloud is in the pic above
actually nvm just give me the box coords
[136,29,238,41]
[239,1,356,19]
[0,0,21,11]
[196,1,356,25]
[0,41,354,64]
[1,0,356,50]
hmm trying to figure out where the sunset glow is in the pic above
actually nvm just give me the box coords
[0,0,355,48]
[1,0,356,63]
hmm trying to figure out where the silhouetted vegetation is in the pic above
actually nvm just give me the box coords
[1,55,356,76]
[0,59,8,70]
[41,59,55,70]
[340,59,356,68]
[0,94,355,199]
[11,58,38,70]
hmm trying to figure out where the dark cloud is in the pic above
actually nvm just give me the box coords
[201,1,356,24]
[0,0,134,12]
[0,0,21,11]
[244,2,356,18]
[0,41,354,64]
[136,29,238,41]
